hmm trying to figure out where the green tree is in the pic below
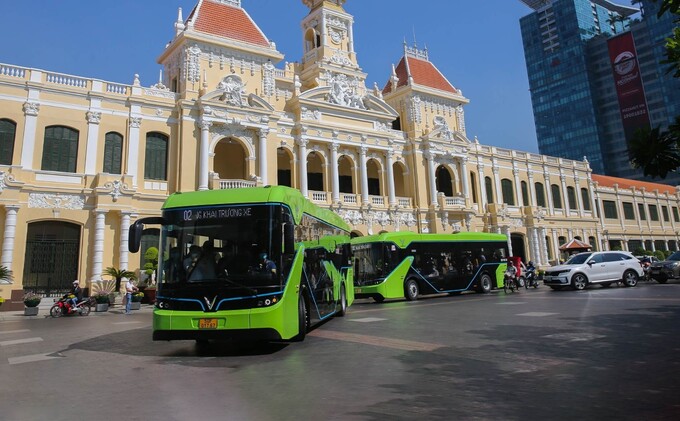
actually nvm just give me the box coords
[627,0,680,178]
[0,265,13,284]
[103,267,137,293]
[143,247,159,285]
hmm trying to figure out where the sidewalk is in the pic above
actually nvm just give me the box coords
[0,301,154,321]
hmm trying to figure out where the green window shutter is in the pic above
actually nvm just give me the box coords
[0,119,17,165]
[41,126,79,172]
[580,188,591,211]
[551,184,562,209]
[535,183,546,207]
[484,177,494,204]
[567,187,577,210]
[144,133,168,180]
[103,132,123,174]
[501,179,514,206]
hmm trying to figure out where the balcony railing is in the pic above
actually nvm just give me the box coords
[218,179,257,190]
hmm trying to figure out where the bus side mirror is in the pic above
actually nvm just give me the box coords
[128,217,166,253]
[284,224,295,255]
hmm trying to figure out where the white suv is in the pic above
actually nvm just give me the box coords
[543,251,642,290]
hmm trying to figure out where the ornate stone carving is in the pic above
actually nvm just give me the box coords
[129,117,142,129]
[86,111,101,124]
[262,60,275,97]
[104,179,128,201]
[338,209,364,227]
[186,45,202,83]
[330,51,353,66]
[217,75,246,106]
[301,107,321,120]
[23,102,40,116]
[0,171,15,193]
[409,96,422,124]
[325,73,366,109]
[28,193,85,210]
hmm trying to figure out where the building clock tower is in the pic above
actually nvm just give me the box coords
[299,0,367,95]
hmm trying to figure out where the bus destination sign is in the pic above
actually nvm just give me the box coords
[180,207,253,222]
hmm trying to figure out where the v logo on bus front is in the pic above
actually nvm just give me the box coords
[204,296,218,311]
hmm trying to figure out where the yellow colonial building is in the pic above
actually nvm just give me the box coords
[1,0,679,308]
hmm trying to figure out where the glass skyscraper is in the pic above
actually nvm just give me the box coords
[519,0,680,185]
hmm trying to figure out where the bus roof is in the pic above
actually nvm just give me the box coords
[351,232,508,249]
[162,186,350,232]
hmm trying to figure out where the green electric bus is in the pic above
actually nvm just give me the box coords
[128,186,354,342]
[352,232,509,302]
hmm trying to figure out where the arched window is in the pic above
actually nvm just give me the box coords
[521,181,529,206]
[0,119,16,165]
[144,132,168,180]
[103,132,123,174]
[501,179,515,206]
[436,166,453,197]
[485,176,494,204]
[551,184,562,209]
[41,126,79,172]
[535,182,546,207]
[581,188,591,210]
[567,186,577,211]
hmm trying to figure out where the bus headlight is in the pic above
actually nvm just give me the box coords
[257,296,280,307]
[156,300,172,310]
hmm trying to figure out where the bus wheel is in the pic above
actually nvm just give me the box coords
[336,284,347,317]
[292,295,308,342]
[404,279,419,301]
[476,274,493,294]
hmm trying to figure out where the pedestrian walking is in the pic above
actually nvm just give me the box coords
[125,278,138,314]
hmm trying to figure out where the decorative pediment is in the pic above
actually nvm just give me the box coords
[298,87,397,118]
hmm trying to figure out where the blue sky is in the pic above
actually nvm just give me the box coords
[0,0,635,154]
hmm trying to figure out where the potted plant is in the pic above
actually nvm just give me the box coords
[23,292,41,316]
[130,291,144,310]
[0,265,13,284]
[103,267,137,294]
[142,247,159,304]
[93,292,110,312]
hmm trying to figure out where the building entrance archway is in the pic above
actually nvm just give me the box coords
[22,221,81,295]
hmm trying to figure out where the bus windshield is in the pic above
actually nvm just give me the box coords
[158,204,285,288]
[353,242,400,286]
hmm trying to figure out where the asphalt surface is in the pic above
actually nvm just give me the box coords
[1,281,679,421]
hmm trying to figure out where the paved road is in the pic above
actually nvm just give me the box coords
[1,282,679,421]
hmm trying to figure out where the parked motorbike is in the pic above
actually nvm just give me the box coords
[50,296,95,318]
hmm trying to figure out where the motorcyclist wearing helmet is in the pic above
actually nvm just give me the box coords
[67,280,83,312]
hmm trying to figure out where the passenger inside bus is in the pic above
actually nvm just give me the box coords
[183,244,217,281]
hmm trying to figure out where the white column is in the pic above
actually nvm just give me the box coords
[91,210,108,282]
[551,229,560,262]
[360,145,369,205]
[1,205,20,270]
[20,102,40,169]
[513,167,522,206]
[503,226,512,256]
[540,227,549,264]
[527,172,536,206]
[119,212,133,271]
[460,158,470,203]
[198,119,212,191]
[127,116,141,188]
[544,173,555,215]
[478,165,488,206]
[387,149,396,206]
[560,172,569,212]
[492,164,501,205]
[258,128,269,186]
[574,179,584,217]
[331,143,340,203]
[589,180,598,219]
[84,111,101,174]
[531,228,542,266]
[298,137,309,198]
[426,151,437,206]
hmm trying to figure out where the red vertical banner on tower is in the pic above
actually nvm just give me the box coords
[608,32,650,141]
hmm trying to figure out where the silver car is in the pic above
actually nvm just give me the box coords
[649,251,680,284]
[543,251,643,290]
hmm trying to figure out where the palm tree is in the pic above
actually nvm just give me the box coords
[0,265,13,284]
[628,118,680,178]
[103,267,137,293]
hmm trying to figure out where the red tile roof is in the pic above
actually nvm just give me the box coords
[592,174,678,195]
[383,55,457,95]
[187,0,270,48]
